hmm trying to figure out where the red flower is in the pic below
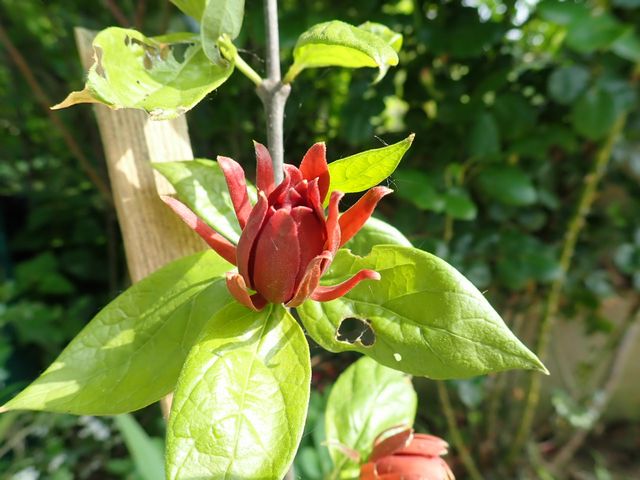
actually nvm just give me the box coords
[162,142,390,311]
[360,428,455,480]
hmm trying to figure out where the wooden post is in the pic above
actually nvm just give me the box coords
[74,27,206,417]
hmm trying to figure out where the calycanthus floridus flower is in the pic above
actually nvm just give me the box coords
[162,141,391,311]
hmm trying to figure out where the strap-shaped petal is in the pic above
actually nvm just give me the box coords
[310,269,380,302]
[217,155,252,229]
[324,191,343,257]
[237,191,269,287]
[226,272,267,311]
[254,141,275,195]
[286,251,332,307]
[339,186,393,247]
[160,196,236,265]
[299,142,330,201]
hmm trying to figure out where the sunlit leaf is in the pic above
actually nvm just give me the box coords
[298,246,547,379]
[53,28,234,119]
[328,134,413,195]
[201,0,245,64]
[285,20,399,83]
[1,251,232,415]
[166,303,310,479]
[358,22,403,52]
[325,356,417,476]
[344,217,412,257]
[170,0,205,19]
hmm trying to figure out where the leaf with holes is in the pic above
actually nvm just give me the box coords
[53,28,234,119]
[344,217,412,257]
[325,356,417,477]
[328,135,414,197]
[285,20,399,83]
[1,251,233,415]
[154,159,257,243]
[166,303,310,479]
[297,246,547,379]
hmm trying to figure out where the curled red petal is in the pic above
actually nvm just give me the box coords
[396,434,449,457]
[284,164,304,186]
[254,141,275,195]
[371,429,414,462]
[375,455,451,478]
[226,272,267,311]
[237,192,269,287]
[339,187,393,247]
[161,196,236,265]
[299,142,330,201]
[310,269,380,302]
[286,251,333,307]
[252,209,300,304]
[217,155,252,229]
[324,190,344,257]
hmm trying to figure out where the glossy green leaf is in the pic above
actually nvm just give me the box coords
[547,65,590,105]
[170,0,205,19]
[611,30,640,63]
[344,217,412,257]
[358,22,403,52]
[328,134,413,195]
[53,28,234,120]
[1,251,233,415]
[565,14,629,54]
[114,414,165,480]
[154,159,256,243]
[201,0,245,64]
[468,112,500,158]
[166,303,310,480]
[571,87,618,140]
[476,166,537,207]
[298,246,547,379]
[325,356,417,476]
[284,20,399,83]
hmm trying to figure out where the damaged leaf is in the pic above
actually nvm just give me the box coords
[1,251,233,415]
[325,356,417,476]
[297,246,548,379]
[166,303,310,479]
[53,28,234,120]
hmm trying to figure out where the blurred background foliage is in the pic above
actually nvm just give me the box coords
[1,0,640,478]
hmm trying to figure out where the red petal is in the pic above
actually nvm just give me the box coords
[254,141,275,195]
[290,206,326,283]
[286,251,332,307]
[161,196,236,265]
[217,156,252,229]
[284,164,304,186]
[267,173,291,206]
[226,272,267,311]
[395,434,449,457]
[252,209,300,304]
[310,269,380,302]
[339,187,392,247]
[360,463,377,480]
[375,455,452,479]
[324,191,343,257]
[299,142,330,201]
[237,192,269,287]
[371,429,414,462]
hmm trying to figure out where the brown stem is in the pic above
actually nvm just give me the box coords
[0,22,113,205]
[436,382,484,480]
[103,0,132,27]
[134,0,147,31]
[550,302,640,470]
[508,115,627,463]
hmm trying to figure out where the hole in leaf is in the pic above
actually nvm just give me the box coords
[336,318,375,347]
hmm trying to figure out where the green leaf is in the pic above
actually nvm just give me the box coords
[393,169,444,212]
[298,246,547,379]
[571,87,618,140]
[201,0,245,64]
[1,251,233,415]
[53,28,234,120]
[284,20,399,83]
[170,0,205,19]
[153,159,256,243]
[475,166,537,207]
[565,14,629,54]
[114,414,165,480]
[328,134,414,195]
[468,112,500,159]
[444,188,477,221]
[325,356,417,476]
[166,303,310,479]
[358,22,403,52]
[536,0,590,25]
[547,65,590,105]
[344,217,412,257]
[611,30,640,63]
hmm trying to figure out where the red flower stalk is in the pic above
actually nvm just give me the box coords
[360,428,455,480]
[162,142,390,311]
